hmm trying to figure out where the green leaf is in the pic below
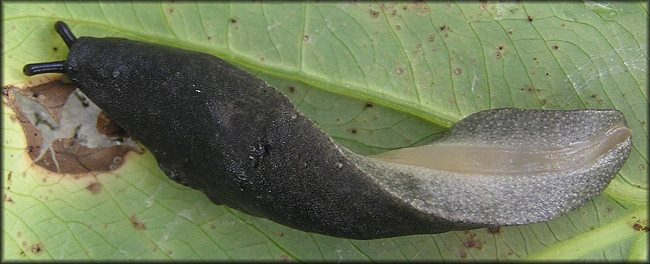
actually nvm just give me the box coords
[2,1,647,261]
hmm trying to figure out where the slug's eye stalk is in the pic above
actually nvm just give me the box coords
[22,21,76,76]
[23,61,66,76]
[54,21,76,48]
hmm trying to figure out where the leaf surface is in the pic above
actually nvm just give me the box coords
[2,1,647,261]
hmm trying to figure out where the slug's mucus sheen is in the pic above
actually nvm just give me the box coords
[24,22,632,239]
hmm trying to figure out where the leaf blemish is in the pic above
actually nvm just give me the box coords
[370,10,379,18]
[30,243,43,255]
[130,215,147,230]
[4,82,140,174]
[632,220,649,232]
[459,247,467,259]
[3,194,14,204]
[464,232,483,250]
[486,226,501,234]
[86,182,102,194]
[454,68,462,75]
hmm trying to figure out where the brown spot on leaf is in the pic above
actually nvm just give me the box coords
[454,68,462,75]
[131,215,147,230]
[633,223,643,231]
[86,182,102,194]
[524,84,535,93]
[370,10,379,18]
[278,231,285,237]
[552,45,559,50]
[396,68,404,75]
[486,226,501,234]
[464,237,483,250]
[230,18,238,23]
[440,25,447,30]
[527,15,533,22]
[632,219,649,232]
[463,231,483,250]
[459,247,467,259]
[349,128,358,134]
[96,111,127,138]
[364,102,373,108]
[4,75,142,175]
[3,194,14,204]
[30,243,43,255]
[303,35,310,41]
[288,86,296,93]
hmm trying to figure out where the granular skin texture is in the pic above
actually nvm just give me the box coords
[63,37,631,239]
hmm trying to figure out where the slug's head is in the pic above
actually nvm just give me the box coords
[23,21,76,76]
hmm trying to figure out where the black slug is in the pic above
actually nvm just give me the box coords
[23,21,632,239]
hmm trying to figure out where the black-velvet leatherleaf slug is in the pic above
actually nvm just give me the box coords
[23,21,632,239]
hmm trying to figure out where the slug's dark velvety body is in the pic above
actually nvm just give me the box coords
[24,22,632,239]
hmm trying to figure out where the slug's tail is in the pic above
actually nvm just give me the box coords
[23,21,76,76]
